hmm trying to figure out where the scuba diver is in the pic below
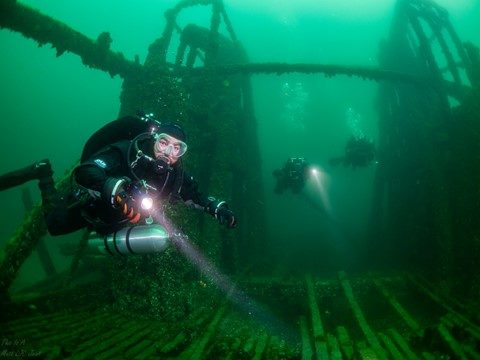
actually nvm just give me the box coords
[329,136,375,169]
[272,157,327,213]
[0,114,236,254]
[273,157,309,194]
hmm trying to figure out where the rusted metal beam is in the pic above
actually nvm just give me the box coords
[443,80,471,100]
[0,170,73,295]
[406,6,450,114]
[22,188,56,277]
[377,332,404,360]
[326,334,342,360]
[4,309,100,337]
[336,326,354,360]
[179,304,228,359]
[437,322,469,360]
[63,229,90,287]
[76,322,151,359]
[0,1,140,78]
[338,272,387,359]
[219,2,237,43]
[355,341,376,359]
[252,331,269,360]
[36,313,121,349]
[387,328,420,360]
[224,338,242,360]
[123,339,154,359]
[422,352,436,360]
[95,325,156,360]
[443,21,478,86]
[305,274,329,359]
[159,309,210,355]
[175,62,436,86]
[408,275,480,338]
[71,317,133,354]
[242,333,257,355]
[422,17,462,85]
[373,278,422,335]
[299,316,313,360]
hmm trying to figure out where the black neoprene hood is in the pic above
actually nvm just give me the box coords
[158,123,186,142]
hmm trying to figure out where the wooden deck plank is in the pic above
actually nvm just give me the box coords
[387,328,420,360]
[373,278,422,335]
[306,274,329,360]
[338,272,387,360]
[300,316,313,360]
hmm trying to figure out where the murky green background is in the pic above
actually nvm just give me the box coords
[0,0,479,289]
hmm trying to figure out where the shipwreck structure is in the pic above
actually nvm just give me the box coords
[1,0,479,358]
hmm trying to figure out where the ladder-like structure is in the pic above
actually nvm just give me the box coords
[2,272,480,359]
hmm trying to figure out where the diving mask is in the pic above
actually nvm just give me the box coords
[154,133,188,158]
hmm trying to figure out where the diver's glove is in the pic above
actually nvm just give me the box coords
[103,177,143,224]
[206,197,237,229]
[34,159,55,193]
[114,190,144,224]
[33,159,53,180]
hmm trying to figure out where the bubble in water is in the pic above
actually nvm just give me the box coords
[345,107,364,139]
[281,81,309,133]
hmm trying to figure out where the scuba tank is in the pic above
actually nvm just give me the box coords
[85,224,169,255]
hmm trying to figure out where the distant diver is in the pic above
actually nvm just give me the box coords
[272,158,336,220]
[329,136,375,169]
[273,157,309,194]
[0,114,236,255]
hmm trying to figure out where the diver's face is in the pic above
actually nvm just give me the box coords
[153,134,187,165]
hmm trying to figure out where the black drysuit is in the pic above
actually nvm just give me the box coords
[45,139,209,236]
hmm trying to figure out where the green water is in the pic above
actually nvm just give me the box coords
[0,0,479,290]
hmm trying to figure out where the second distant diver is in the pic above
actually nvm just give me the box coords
[329,136,375,169]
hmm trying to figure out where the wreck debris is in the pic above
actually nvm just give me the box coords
[0,0,479,357]
[305,274,329,359]
[339,272,387,359]
[0,171,73,296]
[0,1,141,78]
[299,316,313,360]
[437,321,469,360]
[373,277,422,335]
[387,328,420,360]
[22,187,56,278]
[336,326,355,359]
[1,273,480,358]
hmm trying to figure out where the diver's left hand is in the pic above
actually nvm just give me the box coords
[216,206,237,229]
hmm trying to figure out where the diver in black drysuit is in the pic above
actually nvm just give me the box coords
[273,157,309,194]
[36,115,236,236]
[329,136,375,169]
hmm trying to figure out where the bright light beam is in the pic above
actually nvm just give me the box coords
[141,196,154,210]
[308,165,332,216]
[153,212,298,344]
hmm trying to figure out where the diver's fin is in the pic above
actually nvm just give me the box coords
[0,159,53,192]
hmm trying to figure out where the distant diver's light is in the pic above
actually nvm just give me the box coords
[141,197,154,210]
[308,165,332,215]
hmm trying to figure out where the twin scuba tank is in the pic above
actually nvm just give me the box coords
[86,225,169,256]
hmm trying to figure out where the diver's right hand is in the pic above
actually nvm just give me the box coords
[114,190,143,224]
